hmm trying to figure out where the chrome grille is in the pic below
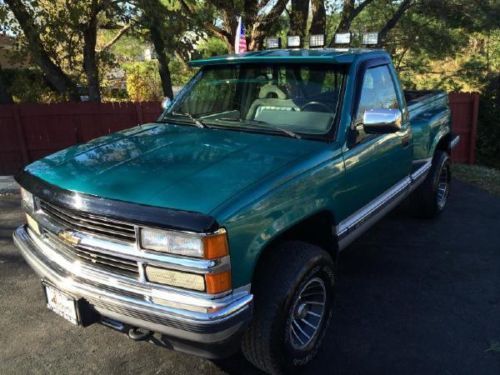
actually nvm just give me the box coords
[39,200,136,242]
[44,230,139,277]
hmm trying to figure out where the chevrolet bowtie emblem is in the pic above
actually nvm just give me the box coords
[58,230,81,246]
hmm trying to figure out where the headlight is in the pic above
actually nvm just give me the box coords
[20,187,35,211]
[140,228,228,259]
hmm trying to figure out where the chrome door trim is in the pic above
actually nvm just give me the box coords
[336,160,432,250]
[450,135,460,149]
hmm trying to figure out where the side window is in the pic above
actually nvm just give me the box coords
[353,65,399,144]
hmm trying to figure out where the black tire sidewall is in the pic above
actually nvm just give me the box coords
[431,152,451,213]
[278,254,335,371]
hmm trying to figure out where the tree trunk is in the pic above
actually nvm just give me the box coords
[336,0,355,33]
[0,65,13,104]
[289,0,309,43]
[377,0,414,47]
[149,24,174,99]
[309,0,326,35]
[329,0,376,46]
[248,0,288,50]
[5,0,80,101]
[82,6,101,102]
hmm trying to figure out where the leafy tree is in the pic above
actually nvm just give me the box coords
[135,0,202,98]
[3,0,133,102]
[3,0,81,100]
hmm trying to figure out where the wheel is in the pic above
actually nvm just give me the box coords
[411,150,451,218]
[241,241,335,374]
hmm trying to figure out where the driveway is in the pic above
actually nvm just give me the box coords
[1,179,499,374]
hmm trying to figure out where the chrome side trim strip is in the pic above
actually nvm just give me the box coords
[410,160,432,182]
[450,135,460,149]
[336,161,432,250]
[336,177,410,250]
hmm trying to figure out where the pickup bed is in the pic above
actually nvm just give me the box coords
[14,48,459,374]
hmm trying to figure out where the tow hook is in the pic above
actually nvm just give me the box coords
[128,327,152,341]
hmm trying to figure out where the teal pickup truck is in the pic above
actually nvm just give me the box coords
[14,49,459,374]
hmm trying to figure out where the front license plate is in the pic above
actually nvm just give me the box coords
[44,285,79,325]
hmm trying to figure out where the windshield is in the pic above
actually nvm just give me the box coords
[164,64,346,137]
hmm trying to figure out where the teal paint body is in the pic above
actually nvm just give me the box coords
[23,49,451,288]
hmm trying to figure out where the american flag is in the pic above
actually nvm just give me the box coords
[234,16,247,54]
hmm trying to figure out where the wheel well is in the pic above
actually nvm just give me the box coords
[435,133,451,154]
[252,211,338,281]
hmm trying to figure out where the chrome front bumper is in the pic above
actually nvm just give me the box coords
[13,225,253,358]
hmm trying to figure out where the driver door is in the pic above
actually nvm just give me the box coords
[342,62,412,214]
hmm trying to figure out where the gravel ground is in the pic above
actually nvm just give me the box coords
[1,179,499,374]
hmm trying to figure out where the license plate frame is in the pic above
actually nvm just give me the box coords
[43,282,81,326]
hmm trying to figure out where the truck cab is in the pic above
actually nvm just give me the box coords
[14,48,458,374]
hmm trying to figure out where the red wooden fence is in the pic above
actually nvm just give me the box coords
[448,92,479,164]
[0,102,161,175]
[0,94,479,175]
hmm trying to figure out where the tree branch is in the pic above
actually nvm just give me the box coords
[258,0,288,24]
[5,0,80,101]
[336,0,376,33]
[378,0,415,46]
[329,0,376,46]
[97,22,132,53]
[179,0,232,42]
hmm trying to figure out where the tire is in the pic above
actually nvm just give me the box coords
[241,241,335,374]
[411,150,451,218]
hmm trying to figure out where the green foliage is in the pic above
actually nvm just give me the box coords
[124,61,163,102]
[477,73,500,168]
[168,58,194,86]
[2,68,63,103]
[197,37,228,58]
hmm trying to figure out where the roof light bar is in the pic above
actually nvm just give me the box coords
[265,37,281,49]
[287,35,301,48]
[334,32,351,45]
[362,32,379,45]
[309,34,325,48]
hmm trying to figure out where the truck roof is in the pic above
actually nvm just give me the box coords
[189,48,388,67]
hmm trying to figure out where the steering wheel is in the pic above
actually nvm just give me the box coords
[300,101,331,113]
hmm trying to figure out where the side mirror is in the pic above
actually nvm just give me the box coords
[363,108,402,134]
[161,96,172,110]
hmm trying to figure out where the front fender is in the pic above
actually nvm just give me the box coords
[216,150,346,289]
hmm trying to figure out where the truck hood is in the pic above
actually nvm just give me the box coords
[25,123,327,215]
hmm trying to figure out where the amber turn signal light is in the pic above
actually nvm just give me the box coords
[203,231,229,259]
[205,271,232,294]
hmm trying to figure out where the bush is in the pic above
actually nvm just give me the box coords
[124,61,163,102]
[477,73,500,168]
[3,68,63,103]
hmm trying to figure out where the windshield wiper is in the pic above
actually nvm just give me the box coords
[214,118,301,139]
[166,111,207,128]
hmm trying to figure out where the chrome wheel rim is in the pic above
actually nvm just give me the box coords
[288,277,327,350]
[437,164,449,210]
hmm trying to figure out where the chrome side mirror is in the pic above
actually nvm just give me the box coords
[363,108,402,134]
[161,96,172,110]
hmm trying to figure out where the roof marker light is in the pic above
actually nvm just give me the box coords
[309,34,325,48]
[334,33,351,45]
[362,32,379,45]
[287,35,301,48]
[265,37,281,49]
